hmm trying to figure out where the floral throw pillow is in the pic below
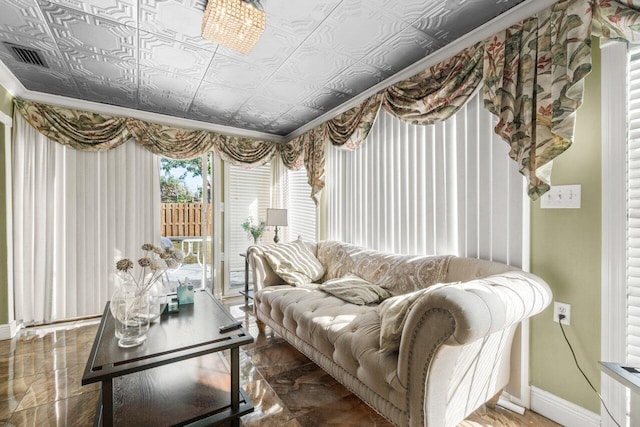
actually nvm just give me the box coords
[263,239,324,287]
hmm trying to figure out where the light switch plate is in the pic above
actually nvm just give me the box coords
[540,185,581,209]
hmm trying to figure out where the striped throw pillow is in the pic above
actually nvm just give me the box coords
[263,239,324,286]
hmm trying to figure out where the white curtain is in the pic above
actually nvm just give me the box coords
[13,114,160,325]
[325,93,526,267]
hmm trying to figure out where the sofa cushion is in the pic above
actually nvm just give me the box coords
[263,239,324,286]
[317,241,453,295]
[319,274,391,305]
[255,286,403,398]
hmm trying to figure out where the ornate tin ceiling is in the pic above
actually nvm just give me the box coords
[0,0,525,136]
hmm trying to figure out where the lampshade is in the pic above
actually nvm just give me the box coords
[266,208,288,226]
[201,0,266,55]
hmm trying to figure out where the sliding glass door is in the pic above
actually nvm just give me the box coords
[160,153,214,293]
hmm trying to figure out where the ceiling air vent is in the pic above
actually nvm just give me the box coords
[3,43,48,68]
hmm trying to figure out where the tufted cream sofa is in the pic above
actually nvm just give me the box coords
[247,241,551,427]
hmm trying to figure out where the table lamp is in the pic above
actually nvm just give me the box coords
[266,208,288,243]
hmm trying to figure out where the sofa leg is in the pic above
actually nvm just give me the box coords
[486,390,503,409]
[256,319,266,334]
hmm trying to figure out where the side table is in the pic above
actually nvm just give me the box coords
[238,252,253,307]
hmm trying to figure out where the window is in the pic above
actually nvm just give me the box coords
[285,168,317,243]
[325,93,526,265]
[629,46,640,367]
[226,162,272,289]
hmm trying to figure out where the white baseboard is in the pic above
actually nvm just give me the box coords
[0,321,20,340]
[530,386,600,427]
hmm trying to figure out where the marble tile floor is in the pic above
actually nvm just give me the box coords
[0,298,560,426]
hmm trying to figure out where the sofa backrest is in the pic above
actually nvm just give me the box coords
[316,241,451,295]
[249,240,518,293]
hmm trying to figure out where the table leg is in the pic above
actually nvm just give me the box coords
[101,379,113,427]
[244,255,249,306]
[231,347,240,427]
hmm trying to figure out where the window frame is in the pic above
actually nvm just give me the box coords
[601,39,632,426]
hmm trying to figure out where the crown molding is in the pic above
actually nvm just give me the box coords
[0,61,286,143]
[286,0,559,139]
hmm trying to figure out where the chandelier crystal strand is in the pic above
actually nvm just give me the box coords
[202,0,266,55]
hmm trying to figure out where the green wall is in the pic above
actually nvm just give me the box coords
[530,38,602,413]
[0,83,11,325]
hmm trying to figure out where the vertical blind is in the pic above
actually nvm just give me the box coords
[627,46,640,364]
[13,114,160,324]
[227,162,272,271]
[286,168,317,243]
[326,93,525,267]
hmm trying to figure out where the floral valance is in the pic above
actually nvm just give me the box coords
[15,0,640,203]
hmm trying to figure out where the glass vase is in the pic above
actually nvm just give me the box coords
[110,280,150,348]
[148,277,171,322]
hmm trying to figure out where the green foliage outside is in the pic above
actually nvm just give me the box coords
[160,175,197,203]
[160,158,210,203]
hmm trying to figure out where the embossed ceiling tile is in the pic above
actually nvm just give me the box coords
[325,61,388,95]
[282,105,325,124]
[278,44,358,86]
[203,53,277,90]
[3,60,79,97]
[191,81,251,115]
[188,104,238,124]
[45,0,137,26]
[270,114,309,136]
[39,1,137,61]
[75,77,137,108]
[139,65,200,100]
[413,0,525,45]
[240,95,295,123]
[61,47,137,84]
[214,25,301,68]
[256,73,322,105]
[138,90,194,115]
[139,0,218,50]
[367,0,440,24]
[303,88,351,112]
[139,30,213,79]
[262,0,342,36]
[305,0,408,60]
[0,0,53,39]
[233,109,280,128]
[362,25,443,76]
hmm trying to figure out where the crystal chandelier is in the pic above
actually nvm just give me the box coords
[201,0,266,55]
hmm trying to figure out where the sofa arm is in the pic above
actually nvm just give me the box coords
[397,271,551,386]
[396,271,551,426]
[247,245,285,292]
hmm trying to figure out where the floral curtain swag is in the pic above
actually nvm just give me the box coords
[13,0,640,202]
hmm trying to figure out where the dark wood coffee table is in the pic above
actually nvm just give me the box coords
[82,290,254,426]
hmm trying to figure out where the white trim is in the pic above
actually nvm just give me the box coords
[0,321,19,340]
[530,386,601,427]
[497,395,525,415]
[520,178,532,408]
[286,0,558,139]
[0,110,13,330]
[600,40,629,427]
[0,110,11,128]
[212,154,224,299]
[0,60,21,97]
[0,60,285,143]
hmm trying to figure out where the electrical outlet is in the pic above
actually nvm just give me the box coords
[553,302,571,325]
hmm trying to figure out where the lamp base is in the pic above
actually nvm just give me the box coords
[273,226,280,243]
